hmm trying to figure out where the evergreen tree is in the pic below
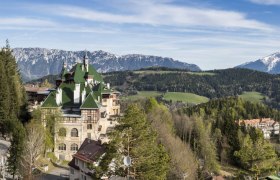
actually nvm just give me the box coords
[0,54,10,137]
[234,134,277,177]
[112,104,169,179]
[7,118,26,179]
[0,41,29,178]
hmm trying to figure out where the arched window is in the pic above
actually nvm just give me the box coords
[58,128,66,137]
[71,143,78,151]
[87,124,92,129]
[58,143,66,150]
[71,128,78,137]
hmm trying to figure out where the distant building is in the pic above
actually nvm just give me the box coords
[25,85,51,111]
[68,138,106,180]
[40,53,120,161]
[236,118,279,139]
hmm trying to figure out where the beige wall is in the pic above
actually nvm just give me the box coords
[54,117,101,161]
[42,93,121,162]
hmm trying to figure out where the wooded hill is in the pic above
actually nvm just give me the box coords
[102,67,280,108]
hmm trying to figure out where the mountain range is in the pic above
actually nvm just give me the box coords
[12,48,200,81]
[236,52,280,74]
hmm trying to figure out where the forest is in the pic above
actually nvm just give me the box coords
[103,67,280,109]
[94,97,280,179]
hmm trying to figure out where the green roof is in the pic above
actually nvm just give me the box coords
[60,83,75,107]
[88,65,103,82]
[92,83,102,100]
[41,92,58,108]
[80,94,100,109]
[70,63,103,83]
[41,62,107,109]
[61,68,68,80]
[59,83,92,107]
[41,81,113,108]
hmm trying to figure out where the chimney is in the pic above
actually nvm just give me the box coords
[56,88,62,105]
[81,89,86,103]
[74,84,81,104]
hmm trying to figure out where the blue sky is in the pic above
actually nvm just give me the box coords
[0,0,280,70]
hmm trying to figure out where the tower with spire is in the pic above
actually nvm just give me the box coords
[83,50,89,72]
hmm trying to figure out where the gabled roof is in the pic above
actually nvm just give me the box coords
[60,83,75,107]
[40,61,113,109]
[70,63,103,83]
[73,138,105,163]
[80,94,100,109]
[88,65,103,82]
[41,92,58,108]
[92,83,102,100]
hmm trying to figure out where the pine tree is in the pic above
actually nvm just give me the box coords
[111,104,169,179]
[7,118,26,178]
[0,54,10,137]
[234,134,277,177]
[0,41,29,178]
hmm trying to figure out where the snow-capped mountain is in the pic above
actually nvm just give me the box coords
[236,52,280,74]
[13,48,201,81]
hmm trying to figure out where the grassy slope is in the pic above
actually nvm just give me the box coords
[134,70,215,76]
[163,92,209,104]
[239,91,265,104]
[122,91,162,101]
[122,91,209,105]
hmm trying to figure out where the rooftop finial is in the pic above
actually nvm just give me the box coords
[84,49,88,59]
[84,49,89,72]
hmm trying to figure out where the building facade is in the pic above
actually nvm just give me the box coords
[68,138,106,180]
[41,53,120,161]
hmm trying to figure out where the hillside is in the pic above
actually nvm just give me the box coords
[103,68,280,108]
[13,48,200,81]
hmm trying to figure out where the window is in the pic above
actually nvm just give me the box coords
[70,168,74,174]
[93,111,97,122]
[58,128,66,137]
[87,133,91,139]
[71,128,78,137]
[87,116,91,121]
[58,143,66,150]
[71,143,78,151]
[87,124,92,129]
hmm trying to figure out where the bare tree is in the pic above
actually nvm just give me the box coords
[20,120,45,180]
[147,103,198,179]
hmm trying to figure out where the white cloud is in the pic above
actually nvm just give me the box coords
[0,17,56,27]
[39,1,273,31]
[249,0,280,5]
